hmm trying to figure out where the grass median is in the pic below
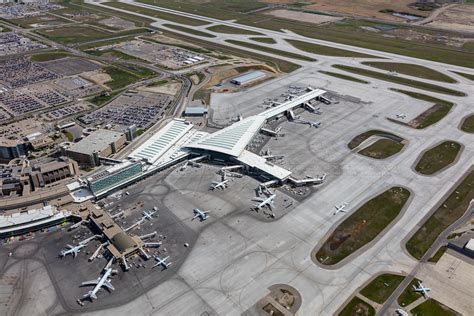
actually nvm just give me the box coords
[460,114,474,133]
[207,25,261,35]
[333,64,466,97]
[163,24,216,38]
[405,170,474,260]
[414,141,461,175]
[358,139,404,159]
[315,187,410,265]
[226,39,316,62]
[287,39,378,58]
[348,130,401,149]
[360,274,405,304]
[319,71,369,84]
[390,89,454,129]
[339,297,375,316]
[362,62,456,83]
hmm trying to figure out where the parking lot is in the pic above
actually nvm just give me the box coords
[79,91,172,131]
[0,57,58,89]
[0,32,46,56]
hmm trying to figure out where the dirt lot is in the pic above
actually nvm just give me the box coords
[80,70,112,89]
[425,5,474,33]
[265,9,342,25]
[304,0,428,22]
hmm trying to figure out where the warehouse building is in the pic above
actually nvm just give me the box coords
[230,71,266,86]
[183,107,208,117]
[65,129,126,167]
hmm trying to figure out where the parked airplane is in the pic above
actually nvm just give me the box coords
[60,243,86,258]
[209,179,229,190]
[413,281,431,298]
[396,113,407,119]
[81,268,115,300]
[153,255,172,269]
[142,210,156,221]
[253,194,276,211]
[192,208,209,221]
[294,118,321,128]
[334,203,348,215]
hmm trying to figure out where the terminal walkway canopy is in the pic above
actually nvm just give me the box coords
[185,115,266,157]
[185,88,326,158]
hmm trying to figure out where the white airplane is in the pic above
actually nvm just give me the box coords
[294,119,321,128]
[209,179,229,190]
[334,203,348,215]
[396,113,407,119]
[60,244,86,258]
[253,194,276,211]
[192,208,209,221]
[413,281,431,298]
[153,255,172,269]
[82,268,115,300]
[142,210,156,221]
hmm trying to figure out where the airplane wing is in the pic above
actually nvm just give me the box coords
[267,203,273,211]
[252,198,264,202]
[211,181,219,185]
[103,281,115,291]
[81,280,99,287]
[66,244,73,249]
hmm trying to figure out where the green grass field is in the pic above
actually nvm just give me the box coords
[8,14,69,28]
[358,139,404,159]
[236,16,474,69]
[36,26,147,45]
[338,297,375,316]
[137,0,266,20]
[226,39,316,62]
[360,274,405,304]
[427,245,447,263]
[415,141,461,175]
[102,65,155,90]
[398,278,423,307]
[206,25,261,35]
[451,71,474,81]
[89,90,122,106]
[87,49,147,62]
[411,299,459,316]
[156,29,301,73]
[249,37,276,44]
[362,62,456,83]
[287,39,378,58]
[30,51,70,62]
[332,65,465,97]
[105,2,209,26]
[406,170,474,260]
[348,130,401,149]
[316,187,410,265]
[55,0,153,27]
[132,0,474,68]
[162,24,216,38]
[319,70,369,84]
[390,89,454,129]
[460,115,474,133]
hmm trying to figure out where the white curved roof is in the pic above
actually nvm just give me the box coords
[129,119,193,164]
[185,115,266,157]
